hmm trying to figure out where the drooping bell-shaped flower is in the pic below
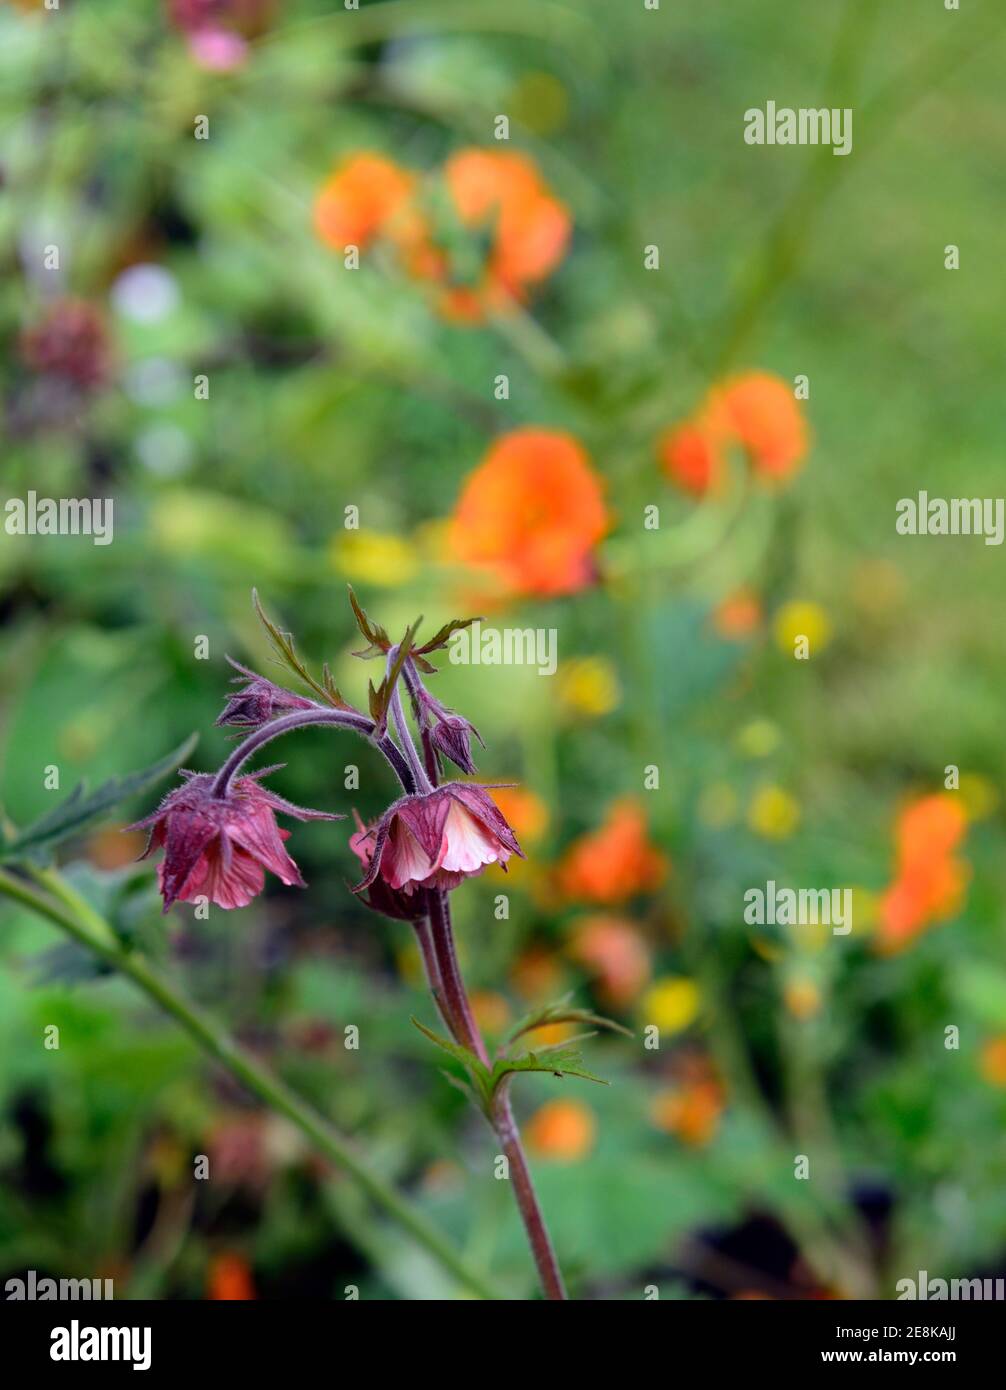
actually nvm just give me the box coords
[351,783,523,897]
[129,767,342,912]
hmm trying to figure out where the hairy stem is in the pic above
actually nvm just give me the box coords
[402,658,442,786]
[426,888,568,1300]
[211,707,415,798]
[0,865,501,1301]
[493,1086,567,1301]
[386,649,432,795]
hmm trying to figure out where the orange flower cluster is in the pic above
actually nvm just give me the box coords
[556,798,667,904]
[875,794,969,954]
[650,1057,725,1147]
[450,428,609,597]
[313,153,419,257]
[658,371,809,497]
[314,149,570,322]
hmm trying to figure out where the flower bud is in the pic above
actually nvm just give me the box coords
[216,659,315,728]
[429,714,484,776]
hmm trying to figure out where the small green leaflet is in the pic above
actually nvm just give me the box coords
[0,733,198,867]
[410,1015,608,1115]
[252,588,349,709]
[490,1044,608,1091]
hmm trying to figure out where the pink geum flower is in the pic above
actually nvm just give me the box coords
[129,768,342,912]
[351,784,523,897]
[348,811,426,922]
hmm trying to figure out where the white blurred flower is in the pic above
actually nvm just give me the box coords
[135,423,193,477]
[111,264,179,324]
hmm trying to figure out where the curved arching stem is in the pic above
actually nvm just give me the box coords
[210,706,416,799]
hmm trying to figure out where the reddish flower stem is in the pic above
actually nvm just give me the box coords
[492,1086,568,1302]
[426,889,489,1065]
[426,889,568,1301]
[210,707,415,798]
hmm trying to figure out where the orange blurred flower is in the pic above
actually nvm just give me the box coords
[313,153,418,254]
[650,1056,725,1147]
[314,148,569,322]
[979,1036,1006,1088]
[714,371,808,483]
[206,1252,255,1300]
[510,945,566,1002]
[568,915,651,1007]
[657,417,724,497]
[557,798,667,904]
[712,586,763,640]
[450,429,609,597]
[441,148,570,320]
[490,786,549,843]
[875,794,968,954]
[659,370,808,495]
[525,1098,597,1162]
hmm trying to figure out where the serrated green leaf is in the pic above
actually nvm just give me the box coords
[0,733,198,867]
[490,1045,608,1091]
[252,588,344,708]
[410,1016,492,1109]
[504,995,633,1048]
[415,615,482,656]
[347,585,391,653]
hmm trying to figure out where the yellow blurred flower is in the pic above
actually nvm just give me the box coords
[847,885,878,937]
[735,718,781,759]
[557,656,621,718]
[959,774,998,822]
[525,1099,597,1162]
[784,976,822,1021]
[330,529,420,587]
[748,784,800,839]
[640,976,700,1035]
[773,599,831,657]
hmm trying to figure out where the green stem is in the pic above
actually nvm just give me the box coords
[0,866,502,1302]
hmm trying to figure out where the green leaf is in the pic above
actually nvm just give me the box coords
[253,588,349,708]
[0,733,198,867]
[415,615,482,657]
[504,994,633,1048]
[347,585,391,656]
[490,1045,609,1091]
[410,1016,493,1110]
